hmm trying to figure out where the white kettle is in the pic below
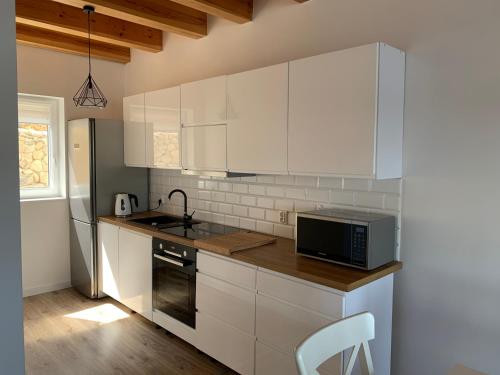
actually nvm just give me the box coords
[114,193,138,217]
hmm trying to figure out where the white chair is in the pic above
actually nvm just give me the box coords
[295,312,375,375]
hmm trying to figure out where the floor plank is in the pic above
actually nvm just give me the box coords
[24,288,237,375]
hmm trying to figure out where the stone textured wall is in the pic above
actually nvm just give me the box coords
[154,132,179,167]
[18,123,49,188]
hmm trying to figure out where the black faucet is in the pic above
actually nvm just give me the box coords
[168,189,195,222]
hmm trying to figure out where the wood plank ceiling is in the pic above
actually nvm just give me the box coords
[15,0,307,64]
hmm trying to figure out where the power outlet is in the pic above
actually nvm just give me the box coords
[279,211,288,225]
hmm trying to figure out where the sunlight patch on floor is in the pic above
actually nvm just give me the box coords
[64,303,129,324]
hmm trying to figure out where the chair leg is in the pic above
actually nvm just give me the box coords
[359,341,375,375]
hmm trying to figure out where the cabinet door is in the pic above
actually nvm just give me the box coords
[181,125,227,171]
[181,76,226,125]
[197,312,255,375]
[145,87,181,169]
[98,222,120,301]
[227,63,288,174]
[288,44,378,177]
[123,94,146,167]
[118,228,152,320]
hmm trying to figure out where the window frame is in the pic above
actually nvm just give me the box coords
[18,94,65,200]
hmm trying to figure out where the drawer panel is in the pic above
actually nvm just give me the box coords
[196,312,255,375]
[256,341,341,375]
[198,251,256,290]
[256,294,336,354]
[196,273,255,334]
[257,270,344,319]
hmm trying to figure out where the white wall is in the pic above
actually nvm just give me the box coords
[124,0,500,373]
[0,0,25,373]
[17,45,125,296]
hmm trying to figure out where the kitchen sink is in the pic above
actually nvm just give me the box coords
[130,215,200,229]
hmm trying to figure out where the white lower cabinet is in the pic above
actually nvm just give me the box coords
[255,341,298,375]
[196,312,255,375]
[98,223,152,320]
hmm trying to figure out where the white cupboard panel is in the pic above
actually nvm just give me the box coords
[288,44,377,177]
[118,228,152,320]
[181,76,227,125]
[227,63,288,174]
[197,251,256,290]
[256,341,341,375]
[145,87,181,169]
[98,222,120,301]
[257,270,344,319]
[181,125,227,171]
[123,94,146,167]
[196,312,255,375]
[196,273,255,334]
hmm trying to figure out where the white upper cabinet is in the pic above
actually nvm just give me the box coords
[181,76,227,126]
[288,43,405,179]
[145,87,181,169]
[123,93,146,167]
[181,125,227,171]
[227,63,289,174]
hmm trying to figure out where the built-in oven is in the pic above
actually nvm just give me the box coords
[152,238,197,329]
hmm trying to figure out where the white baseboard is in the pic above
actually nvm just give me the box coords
[23,281,71,297]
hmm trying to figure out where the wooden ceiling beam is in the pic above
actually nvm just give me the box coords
[16,23,131,64]
[54,0,207,38]
[169,0,252,23]
[16,0,162,52]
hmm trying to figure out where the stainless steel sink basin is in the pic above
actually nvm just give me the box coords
[130,215,199,229]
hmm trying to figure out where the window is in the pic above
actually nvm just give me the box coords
[18,94,65,200]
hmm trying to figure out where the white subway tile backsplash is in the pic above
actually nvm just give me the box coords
[153,171,401,250]
[355,191,384,209]
[241,195,257,206]
[257,197,274,209]
[274,224,294,239]
[249,185,266,195]
[343,178,371,191]
[224,215,240,227]
[295,176,318,187]
[233,184,248,194]
[257,175,276,184]
[266,186,286,197]
[256,221,274,234]
[275,175,295,185]
[286,188,306,200]
[275,199,294,211]
[240,218,256,230]
[233,205,248,217]
[306,189,330,202]
[249,207,265,220]
[218,203,233,215]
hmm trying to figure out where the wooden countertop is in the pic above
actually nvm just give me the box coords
[99,212,402,292]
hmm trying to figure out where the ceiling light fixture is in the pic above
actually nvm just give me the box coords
[73,5,108,109]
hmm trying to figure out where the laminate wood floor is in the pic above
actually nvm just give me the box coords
[24,288,237,375]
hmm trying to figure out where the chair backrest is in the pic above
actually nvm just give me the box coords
[295,312,375,375]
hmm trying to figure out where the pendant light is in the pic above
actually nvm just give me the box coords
[73,5,107,108]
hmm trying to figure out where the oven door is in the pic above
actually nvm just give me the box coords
[296,216,353,264]
[153,253,196,328]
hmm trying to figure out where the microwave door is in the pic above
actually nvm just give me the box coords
[296,217,352,263]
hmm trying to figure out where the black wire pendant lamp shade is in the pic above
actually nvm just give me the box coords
[73,5,107,108]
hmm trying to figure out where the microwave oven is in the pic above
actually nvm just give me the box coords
[296,209,396,270]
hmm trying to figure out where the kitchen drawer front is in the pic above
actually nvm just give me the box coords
[196,273,255,335]
[256,341,340,375]
[196,312,255,375]
[256,294,337,355]
[197,251,256,290]
[257,270,344,319]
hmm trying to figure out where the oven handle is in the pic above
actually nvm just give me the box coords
[154,254,186,267]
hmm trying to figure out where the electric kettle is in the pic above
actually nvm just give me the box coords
[114,193,139,217]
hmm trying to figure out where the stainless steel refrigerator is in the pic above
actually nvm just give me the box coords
[68,118,148,299]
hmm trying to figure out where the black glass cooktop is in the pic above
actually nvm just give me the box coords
[160,222,241,240]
